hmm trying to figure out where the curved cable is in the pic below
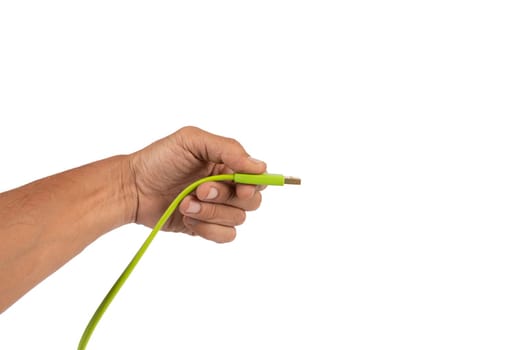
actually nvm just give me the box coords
[78,174,235,349]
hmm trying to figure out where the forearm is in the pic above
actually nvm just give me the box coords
[0,155,137,312]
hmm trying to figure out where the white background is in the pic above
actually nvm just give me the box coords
[1,1,524,349]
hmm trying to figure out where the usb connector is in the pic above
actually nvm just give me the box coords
[233,173,302,186]
[284,176,301,185]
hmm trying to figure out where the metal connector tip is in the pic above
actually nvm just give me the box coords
[284,176,301,185]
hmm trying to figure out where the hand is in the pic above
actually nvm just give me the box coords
[129,126,266,243]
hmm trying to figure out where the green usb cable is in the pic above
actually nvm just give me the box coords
[78,173,300,349]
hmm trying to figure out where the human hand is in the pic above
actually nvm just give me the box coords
[129,126,266,243]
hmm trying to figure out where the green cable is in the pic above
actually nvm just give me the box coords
[78,174,233,349]
[78,173,300,349]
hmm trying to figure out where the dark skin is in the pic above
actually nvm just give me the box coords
[0,126,266,312]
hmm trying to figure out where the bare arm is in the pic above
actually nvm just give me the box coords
[0,155,135,312]
[0,126,265,312]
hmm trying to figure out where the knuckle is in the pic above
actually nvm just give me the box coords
[225,137,242,148]
[203,204,218,220]
[178,125,199,135]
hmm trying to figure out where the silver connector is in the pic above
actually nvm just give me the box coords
[284,176,302,185]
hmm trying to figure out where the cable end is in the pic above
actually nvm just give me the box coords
[233,173,301,186]
[284,176,301,185]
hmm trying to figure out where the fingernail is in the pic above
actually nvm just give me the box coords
[206,187,219,200]
[186,200,201,214]
[249,157,264,164]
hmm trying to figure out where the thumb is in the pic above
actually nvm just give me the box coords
[176,126,267,174]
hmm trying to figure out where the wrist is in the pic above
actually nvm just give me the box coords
[119,154,140,226]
